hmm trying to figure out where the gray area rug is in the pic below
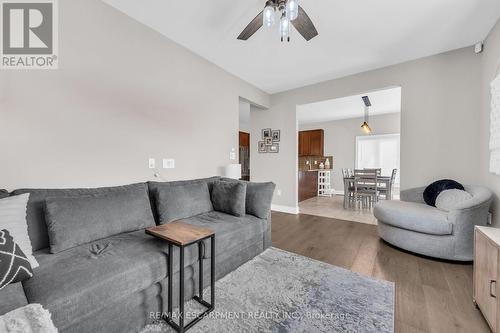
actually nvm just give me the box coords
[141,247,394,333]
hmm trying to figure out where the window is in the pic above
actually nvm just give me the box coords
[355,134,400,186]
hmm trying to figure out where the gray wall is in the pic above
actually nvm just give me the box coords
[480,19,500,227]
[0,0,268,190]
[252,47,482,209]
[299,113,401,192]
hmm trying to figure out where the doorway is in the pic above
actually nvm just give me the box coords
[295,86,402,224]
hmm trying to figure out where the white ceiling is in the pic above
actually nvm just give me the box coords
[297,87,401,124]
[102,0,500,94]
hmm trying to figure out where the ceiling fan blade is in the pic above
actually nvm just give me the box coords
[291,6,318,41]
[237,11,264,40]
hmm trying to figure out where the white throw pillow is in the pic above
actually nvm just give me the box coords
[0,194,39,268]
[435,189,473,212]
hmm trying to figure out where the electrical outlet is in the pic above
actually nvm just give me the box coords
[230,152,236,160]
[148,158,155,169]
[277,189,282,196]
[163,159,175,169]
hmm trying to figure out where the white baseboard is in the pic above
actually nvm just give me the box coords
[271,204,299,214]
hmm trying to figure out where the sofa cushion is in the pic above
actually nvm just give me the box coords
[0,229,33,290]
[154,182,213,224]
[182,211,266,258]
[0,194,38,268]
[423,179,464,207]
[211,181,246,217]
[12,183,149,251]
[148,177,220,223]
[23,230,199,331]
[220,178,276,218]
[374,200,452,235]
[0,282,28,315]
[435,189,473,212]
[44,190,155,253]
[245,182,276,219]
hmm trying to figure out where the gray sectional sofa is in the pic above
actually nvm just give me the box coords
[0,177,274,332]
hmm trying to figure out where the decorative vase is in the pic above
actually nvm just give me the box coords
[325,159,330,169]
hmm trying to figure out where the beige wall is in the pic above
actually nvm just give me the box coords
[0,0,268,190]
[299,113,401,192]
[480,19,500,227]
[252,47,482,209]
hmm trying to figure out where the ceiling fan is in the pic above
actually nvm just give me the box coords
[237,0,318,42]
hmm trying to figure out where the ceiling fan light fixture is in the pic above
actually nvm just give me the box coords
[280,12,290,42]
[263,1,276,27]
[286,0,299,21]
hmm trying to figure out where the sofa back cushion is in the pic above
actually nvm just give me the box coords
[45,189,155,253]
[154,182,213,224]
[0,190,9,199]
[245,182,276,219]
[148,177,220,223]
[12,183,150,251]
[211,181,247,217]
[220,178,276,218]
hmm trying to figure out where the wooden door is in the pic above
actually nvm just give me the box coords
[239,132,249,148]
[239,132,250,181]
[309,130,324,156]
[475,229,498,331]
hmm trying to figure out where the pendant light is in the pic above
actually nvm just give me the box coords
[361,96,372,134]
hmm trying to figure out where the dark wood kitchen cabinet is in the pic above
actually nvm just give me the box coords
[298,129,324,157]
[298,171,318,202]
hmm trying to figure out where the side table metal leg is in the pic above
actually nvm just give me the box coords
[168,243,173,320]
[198,241,203,301]
[210,235,215,308]
[179,245,184,333]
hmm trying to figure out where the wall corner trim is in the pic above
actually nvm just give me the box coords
[271,204,299,214]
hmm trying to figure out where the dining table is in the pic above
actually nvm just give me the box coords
[343,175,393,207]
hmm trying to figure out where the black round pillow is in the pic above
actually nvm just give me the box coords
[423,179,465,207]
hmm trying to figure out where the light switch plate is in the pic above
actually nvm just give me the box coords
[163,159,175,169]
[148,158,155,169]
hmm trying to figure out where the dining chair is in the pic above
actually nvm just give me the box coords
[353,169,379,209]
[378,169,398,200]
[342,168,355,208]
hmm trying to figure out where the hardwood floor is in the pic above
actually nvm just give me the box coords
[271,211,491,333]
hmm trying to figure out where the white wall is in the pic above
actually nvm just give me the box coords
[0,0,269,190]
[252,47,482,209]
[480,19,500,227]
[299,113,400,192]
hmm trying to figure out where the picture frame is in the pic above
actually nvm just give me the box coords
[272,130,280,142]
[262,128,272,139]
[265,137,273,146]
[269,143,279,153]
[258,141,267,153]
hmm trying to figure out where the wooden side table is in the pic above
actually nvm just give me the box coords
[146,221,215,333]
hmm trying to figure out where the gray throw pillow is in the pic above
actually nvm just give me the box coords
[246,182,276,219]
[44,190,155,253]
[0,190,9,199]
[220,178,276,219]
[435,189,472,211]
[154,182,213,224]
[211,181,247,217]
